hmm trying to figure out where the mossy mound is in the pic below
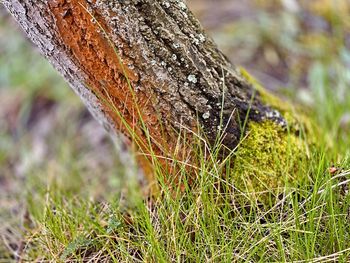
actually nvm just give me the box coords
[233,68,315,201]
[232,121,310,200]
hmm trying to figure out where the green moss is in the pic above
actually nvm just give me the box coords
[234,67,316,200]
[233,121,309,200]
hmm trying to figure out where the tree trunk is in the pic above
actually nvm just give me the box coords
[3,0,305,190]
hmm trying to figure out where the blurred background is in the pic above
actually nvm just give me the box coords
[0,0,349,257]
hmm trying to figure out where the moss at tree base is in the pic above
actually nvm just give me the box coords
[233,68,315,201]
[232,120,310,201]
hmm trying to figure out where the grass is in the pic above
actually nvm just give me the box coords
[5,126,350,262]
[1,1,350,262]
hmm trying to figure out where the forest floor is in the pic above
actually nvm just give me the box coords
[1,0,350,262]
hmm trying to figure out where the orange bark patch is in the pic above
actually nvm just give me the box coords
[48,0,172,185]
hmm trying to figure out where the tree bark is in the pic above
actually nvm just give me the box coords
[2,0,291,185]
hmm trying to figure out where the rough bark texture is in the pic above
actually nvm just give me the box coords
[3,0,288,182]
